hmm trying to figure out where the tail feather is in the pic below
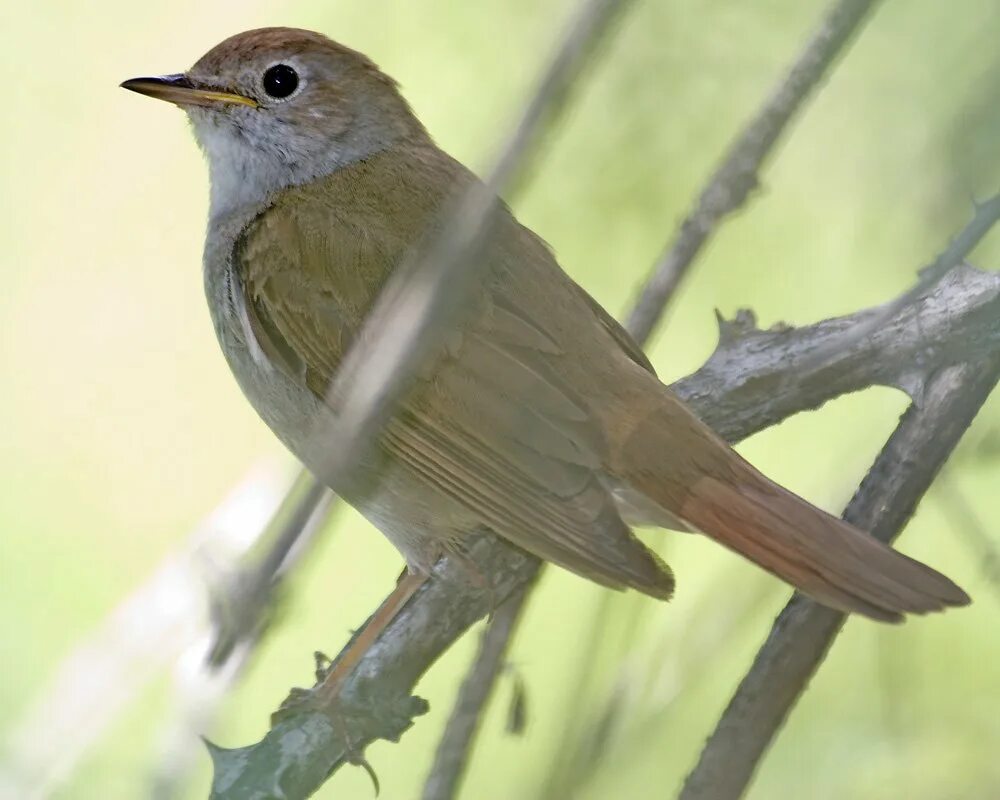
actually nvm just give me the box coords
[606,373,969,621]
[680,475,970,622]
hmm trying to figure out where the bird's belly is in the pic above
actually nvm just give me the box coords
[214,317,476,569]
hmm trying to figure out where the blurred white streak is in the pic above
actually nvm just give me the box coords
[149,470,334,799]
[149,637,253,800]
[0,463,296,800]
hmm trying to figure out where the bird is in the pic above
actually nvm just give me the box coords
[121,28,968,667]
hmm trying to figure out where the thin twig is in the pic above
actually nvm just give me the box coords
[308,0,636,489]
[207,263,998,799]
[935,472,1000,603]
[801,191,1000,370]
[625,0,883,344]
[420,583,536,800]
[678,358,1000,800]
[207,470,332,665]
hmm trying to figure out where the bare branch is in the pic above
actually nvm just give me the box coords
[625,0,883,343]
[208,262,999,799]
[682,262,998,440]
[420,583,536,800]
[209,543,542,800]
[678,357,1000,800]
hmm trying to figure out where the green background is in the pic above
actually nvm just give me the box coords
[2,0,999,797]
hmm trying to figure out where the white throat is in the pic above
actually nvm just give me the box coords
[194,117,306,218]
[190,110,393,220]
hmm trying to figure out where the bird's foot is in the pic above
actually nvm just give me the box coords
[273,677,381,795]
[442,542,499,619]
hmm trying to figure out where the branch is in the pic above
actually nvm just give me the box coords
[625,0,883,343]
[680,262,999,441]
[420,583,536,800]
[208,263,999,798]
[679,356,1000,800]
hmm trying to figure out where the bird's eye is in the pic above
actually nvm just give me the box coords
[262,64,299,99]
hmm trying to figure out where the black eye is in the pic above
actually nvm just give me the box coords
[262,64,299,99]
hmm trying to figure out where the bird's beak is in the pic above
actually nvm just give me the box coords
[120,74,259,109]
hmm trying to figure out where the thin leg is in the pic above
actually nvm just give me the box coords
[443,544,498,620]
[314,570,428,703]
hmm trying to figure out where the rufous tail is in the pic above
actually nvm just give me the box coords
[679,473,969,622]
[610,380,970,622]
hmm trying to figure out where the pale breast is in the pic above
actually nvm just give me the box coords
[202,212,475,570]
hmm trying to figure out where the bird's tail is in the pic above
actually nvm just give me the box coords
[679,472,969,621]
[607,379,970,622]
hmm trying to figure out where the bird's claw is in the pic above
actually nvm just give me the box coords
[270,683,381,795]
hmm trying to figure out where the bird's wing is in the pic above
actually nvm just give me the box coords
[234,172,672,598]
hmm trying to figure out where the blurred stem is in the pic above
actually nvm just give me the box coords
[208,470,334,665]
[935,471,1000,603]
[152,471,335,800]
[420,579,538,800]
[408,0,643,796]
[679,358,1000,800]
[308,0,635,490]
[558,581,778,795]
[625,0,883,344]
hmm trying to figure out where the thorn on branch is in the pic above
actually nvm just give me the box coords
[624,0,885,344]
[314,651,332,682]
[504,668,529,736]
[714,308,761,344]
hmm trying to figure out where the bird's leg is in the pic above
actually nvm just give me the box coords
[273,569,427,716]
[313,568,428,704]
[442,539,499,620]
[272,569,428,790]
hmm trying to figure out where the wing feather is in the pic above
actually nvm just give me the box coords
[232,152,673,598]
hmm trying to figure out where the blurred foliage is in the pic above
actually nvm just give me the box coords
[1,0,999,798]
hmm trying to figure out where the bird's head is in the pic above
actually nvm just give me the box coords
[122,27,426,214]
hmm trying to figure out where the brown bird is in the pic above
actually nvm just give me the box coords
[121,28,968,670]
